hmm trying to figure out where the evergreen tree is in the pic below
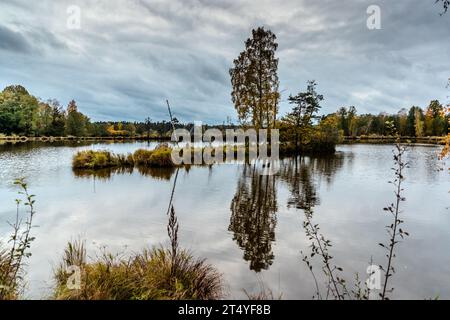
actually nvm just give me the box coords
[284,81,323,151]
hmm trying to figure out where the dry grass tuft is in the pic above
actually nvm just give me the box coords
[53,242,223,300]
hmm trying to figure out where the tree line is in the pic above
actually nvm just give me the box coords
[330,102,449,137]
[1,81,447,141]
[0,85,193,137]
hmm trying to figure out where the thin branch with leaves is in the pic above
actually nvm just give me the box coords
[301,208,348,300]
[0,178,37,300]
[379,142,409,300]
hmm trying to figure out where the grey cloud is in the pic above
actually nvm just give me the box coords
[27,28,68,51]
[0,24,67,56]
[0,24,31,53]
[0,0,449,122]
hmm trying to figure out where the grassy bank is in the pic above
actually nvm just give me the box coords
[72,150,135,169]
[73,146,174,169]
[72,143,341,171]
[53,241,223,300]
[72,145,254,170]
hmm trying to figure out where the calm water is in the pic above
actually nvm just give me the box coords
[0,141,448,299]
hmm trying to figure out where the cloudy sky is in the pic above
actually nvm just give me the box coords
[0,0,449,123]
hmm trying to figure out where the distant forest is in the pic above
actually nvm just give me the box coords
[0,85,232,138]
[0,84,448,138]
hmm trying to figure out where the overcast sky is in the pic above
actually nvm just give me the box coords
[0,0,449,123]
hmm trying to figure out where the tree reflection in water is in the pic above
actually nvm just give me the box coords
[281,157,319,211]
[72,166,177,181]
[229,155,343,273]
[229,164,278,272]
[280,154,343,211]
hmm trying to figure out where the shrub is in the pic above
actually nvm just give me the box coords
[53,242,223,300]
[72,150,134,169]
[74,147,174,170]
[117,153,134,166]
[73,150,112,169]
[133,149,153,165]
[149,146,174,167]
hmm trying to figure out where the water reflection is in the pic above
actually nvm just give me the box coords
[73,166,177,181]
[73,167,133,180]
[281,157,319,211]
[1,141,447,299]
[229,165,278,272]
[229,155,344,273]
[280,155,344,210]
[136,166,177,180]
[0,140,99,152]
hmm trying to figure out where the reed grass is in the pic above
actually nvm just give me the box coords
[133,149,153,165]
[72,150,134,169]
[133,146,174,167]
[148,146,174,167]
[0,246,17,300]
[73,143,285,172]
[53,242,223,300]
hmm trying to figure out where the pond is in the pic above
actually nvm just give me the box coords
[0,141,448,299]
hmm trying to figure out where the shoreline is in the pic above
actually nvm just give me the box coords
[0,135,446,146]
[342,135,446,145]
[0,135,171,142]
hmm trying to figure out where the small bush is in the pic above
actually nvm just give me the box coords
[133,149,153,165]
[73,150,113,169]
[74,147,174,170]
[117,153,134,166]
[72,150,134,169]
[149,146,174,167]
[53,242,223,300]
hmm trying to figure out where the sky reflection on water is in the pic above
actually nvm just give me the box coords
[0,141,448,299]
